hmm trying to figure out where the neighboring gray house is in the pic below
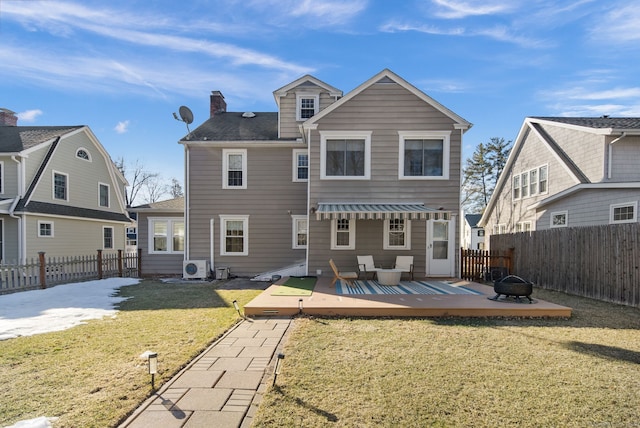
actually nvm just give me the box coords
[479,117,640,243]
[180,69,472,278]
[0,108,131,262]
[461,213,484,250]
[129,197,184,276]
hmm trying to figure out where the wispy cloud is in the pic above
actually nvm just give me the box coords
[430,0,515,19]
[245,0,367,26]
[114,120,130,134]
[590,3,640,44]
[17,109,43,122]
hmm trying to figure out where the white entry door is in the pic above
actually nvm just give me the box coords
[427,220,454,276]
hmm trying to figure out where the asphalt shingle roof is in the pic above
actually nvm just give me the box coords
[0,126,83,152]
[182,112,284,141]
[15,201,131,222]
[531,117,640,130]
[131,196,184,211]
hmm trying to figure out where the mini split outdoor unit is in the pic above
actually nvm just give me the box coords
[183,260,210,279]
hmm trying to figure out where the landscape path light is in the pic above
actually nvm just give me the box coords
[148,352,158,390]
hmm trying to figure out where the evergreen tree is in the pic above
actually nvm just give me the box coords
[461,138,512,214]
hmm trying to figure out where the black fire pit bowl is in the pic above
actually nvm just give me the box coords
[490,275,534,303]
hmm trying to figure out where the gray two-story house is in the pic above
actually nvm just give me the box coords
[0,108,131,262]
[480,116,640,241]
[180,69,472,279]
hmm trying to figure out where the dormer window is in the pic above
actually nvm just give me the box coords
[297,94,319,121]
[76,148,91,161]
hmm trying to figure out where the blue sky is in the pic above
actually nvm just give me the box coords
[2,0,639,199]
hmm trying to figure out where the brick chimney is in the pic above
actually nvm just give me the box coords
[0,108,18,126]
[210,91,226,118]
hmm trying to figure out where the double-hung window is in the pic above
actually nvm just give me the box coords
[293,149,308,182]
[384,219,411,250]
[220,215,249,255]
[331,219,355,249]
[321,131,371,179]
[297,94,319,121]
[610,202,637,224]
[99,183,110,207]
[399,131,450,179]
[149,218,184,253]
[513,165,548,200]
[223,149,247,189]
[103,226,114,249]
[292,215,307,249]
[53,171,68,200]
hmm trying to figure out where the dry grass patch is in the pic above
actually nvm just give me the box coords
[0,279,263,428]
[253,288,640,427]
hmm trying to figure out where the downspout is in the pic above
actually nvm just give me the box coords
[608,132,626,179]
[9,156,24,262]
[184,144,190,261]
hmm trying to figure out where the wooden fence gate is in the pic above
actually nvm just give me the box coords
[460,248,512,281]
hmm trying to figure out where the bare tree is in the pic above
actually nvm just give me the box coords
[116,158,159,206]
[169,178,184,198]
[143,176,169,203]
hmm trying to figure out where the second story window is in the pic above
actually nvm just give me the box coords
[321,131,371,180]
[223,149,247,189]
[293,150,308,182]
[53,172,68,200]
[297,94,319,121]
[99,183,110,207]
[76,148,91,161]
[399,131,450,180]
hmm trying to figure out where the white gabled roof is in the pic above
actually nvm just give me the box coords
[302,68,472,131]
[273,74,343,107]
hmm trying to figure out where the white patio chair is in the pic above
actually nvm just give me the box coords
[357,255,380,279]
[394,256,414,280]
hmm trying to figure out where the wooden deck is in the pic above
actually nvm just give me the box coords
[244,276,572,318]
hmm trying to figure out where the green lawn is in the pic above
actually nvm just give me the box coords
[0,279,263,428]
[251,288,640,427]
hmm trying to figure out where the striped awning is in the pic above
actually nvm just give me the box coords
[315,203,450,221]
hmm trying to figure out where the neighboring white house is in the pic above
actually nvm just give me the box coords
[461,213,484,250]
[479,116,640,246]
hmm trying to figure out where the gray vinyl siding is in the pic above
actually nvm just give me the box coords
[306,82,462,276]
[537,188,640,229]
[609,135,640,181]
[542,123,605,182]
[137,212,184,276]
[187,144,308,276]
[23,215,125,259]
[23,145,50,192]
[30,132,117,211]
[279,86,338,139]
[0,216,19,262]
[0,156,19,196]
[486,127,580,234]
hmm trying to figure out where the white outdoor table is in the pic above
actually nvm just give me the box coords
[376,269,403,286]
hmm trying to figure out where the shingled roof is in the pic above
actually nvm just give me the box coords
[0,125,83,152]
[531,117,640,130]
[182,112,284,141]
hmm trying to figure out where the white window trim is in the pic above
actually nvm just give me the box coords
[550,211,568,228]
[493,224,507,235]
[148,217,185,254]
[398,131,451,180]
[103,226,114,249]
[610,201,638,224]
[320,131,371,180]
[292,149,308,182]
[514,164,549,200]
[76,147,92,162]
[222,149,247,189]
[515,221,532,232]
[296,93,319,121]
[0,161,4,194]
[98,182,110,208]
[219,215,249,256]
[38,220,54,238]
[331,219,356,250]
[292,215,308,249]
[383,219,411,250]
[52,170,69,201]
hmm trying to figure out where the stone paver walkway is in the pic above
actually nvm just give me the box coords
[119,317,292,428]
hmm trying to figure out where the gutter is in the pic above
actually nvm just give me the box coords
[607,132,627,179]
[9,156,24,262]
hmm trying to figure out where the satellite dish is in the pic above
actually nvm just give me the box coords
[178,106,194,124]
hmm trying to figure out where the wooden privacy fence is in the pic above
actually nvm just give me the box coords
[0,249,141,294]
[490,223,640,308]
[460,248,512,281]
